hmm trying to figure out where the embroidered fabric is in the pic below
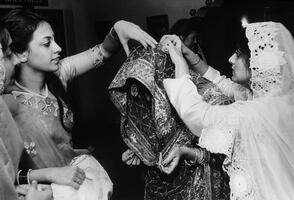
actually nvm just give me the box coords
[109,45,232,200]
[246,22,286,98]
[90,44,105,67]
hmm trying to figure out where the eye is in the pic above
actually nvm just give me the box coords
[5,49,13,58]
[43,40,51,47]
[235,50,242,58]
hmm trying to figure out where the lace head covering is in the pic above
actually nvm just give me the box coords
[246,22,294,98]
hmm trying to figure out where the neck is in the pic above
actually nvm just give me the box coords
[17,65,46,94]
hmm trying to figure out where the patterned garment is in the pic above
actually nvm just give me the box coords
[109,45,231,200]
[11,90,76,168]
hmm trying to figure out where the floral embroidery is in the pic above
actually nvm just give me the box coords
[24,141,37,156]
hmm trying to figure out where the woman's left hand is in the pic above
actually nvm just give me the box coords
[114,20,157,55]
[161,38,190,78]
[160,146,183,174]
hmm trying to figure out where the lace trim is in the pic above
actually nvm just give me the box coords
[246,22,286,98]
[90,44,104,67]
[199,123,236,158]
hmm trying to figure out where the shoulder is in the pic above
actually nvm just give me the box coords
[2,94,21,117]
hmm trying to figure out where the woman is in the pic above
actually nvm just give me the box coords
[0,23,52,200]
[163,21,294,199]
[160,30,252,102]
[3,9,156,200]
[170,18,207,64]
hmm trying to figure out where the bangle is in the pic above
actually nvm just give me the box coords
[190,56,201,66]
[27,169,32,185]
[16,170,22,185]
[17,170,30,185]
[109,27,119,42]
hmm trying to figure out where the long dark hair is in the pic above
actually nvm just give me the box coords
[0,23,10,54]
[235,26,250,67]
[2,9,72,132]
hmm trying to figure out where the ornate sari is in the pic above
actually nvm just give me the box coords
[109,45,232,200]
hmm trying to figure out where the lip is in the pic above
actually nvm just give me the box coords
[51,57,60,63]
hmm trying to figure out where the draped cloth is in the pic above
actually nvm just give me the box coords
[109,45,233,199]
[0,56,23,200]
[163,22,294,200]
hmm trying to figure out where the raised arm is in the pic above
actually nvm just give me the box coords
[57,20,157,85]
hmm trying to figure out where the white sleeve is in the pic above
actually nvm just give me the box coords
[163,75,239,156]
[203,66,252,101]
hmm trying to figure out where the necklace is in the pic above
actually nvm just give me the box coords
[15,80,48,98]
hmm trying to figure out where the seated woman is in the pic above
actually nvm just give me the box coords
[0,22,52,200]
[2,9,156,200]
[163,21,294,199]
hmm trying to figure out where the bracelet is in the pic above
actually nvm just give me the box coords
[27,169,32,185]
[109,27,119,42]
[16,170,22,185]
[17,169,31,185]
[190,56,201,66]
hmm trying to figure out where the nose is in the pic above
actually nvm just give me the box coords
[228,53,236,65]
[52,40,62,54]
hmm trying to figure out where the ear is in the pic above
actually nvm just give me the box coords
[16,51,28,63]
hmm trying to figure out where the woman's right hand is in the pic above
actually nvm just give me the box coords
[46,166,86,189]
[122,149,140,166]
[161,37,190,78]
[16,181,53,200]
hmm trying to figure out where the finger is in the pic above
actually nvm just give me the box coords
[122,42,130,56]
[131,157,137,165]
[76,171,86,182]
[135,157,140,165]
[30,180,38,190]
[142,31,157,45]
[138,38,148,49]
[15,185,28,195]
[76,167,86,177]
[162,149,176,166]
[126,157,134,165]
[143,37,156,48]
[71,181,80,190]
[159,35,168,43]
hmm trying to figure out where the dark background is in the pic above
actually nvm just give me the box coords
[0,0,293,199]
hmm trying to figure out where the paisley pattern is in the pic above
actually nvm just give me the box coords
[109,45,232,200]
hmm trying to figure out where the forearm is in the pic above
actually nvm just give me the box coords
[183,46,208,76]
[181,146,210,165]
[101,27,121,59]
[28,168,54,183]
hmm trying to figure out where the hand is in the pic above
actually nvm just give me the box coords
[122,149,140,166]
[22,181,53,200]
[161,38,190,78]
[160,34,190,55]
[114,20,157,55]
[46,166,86,189]
[160,146,184,174]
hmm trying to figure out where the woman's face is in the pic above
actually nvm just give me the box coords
[183,31,198,52]
[228,50,251,84]
[26,21,61,72]
[0,36,20,92]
